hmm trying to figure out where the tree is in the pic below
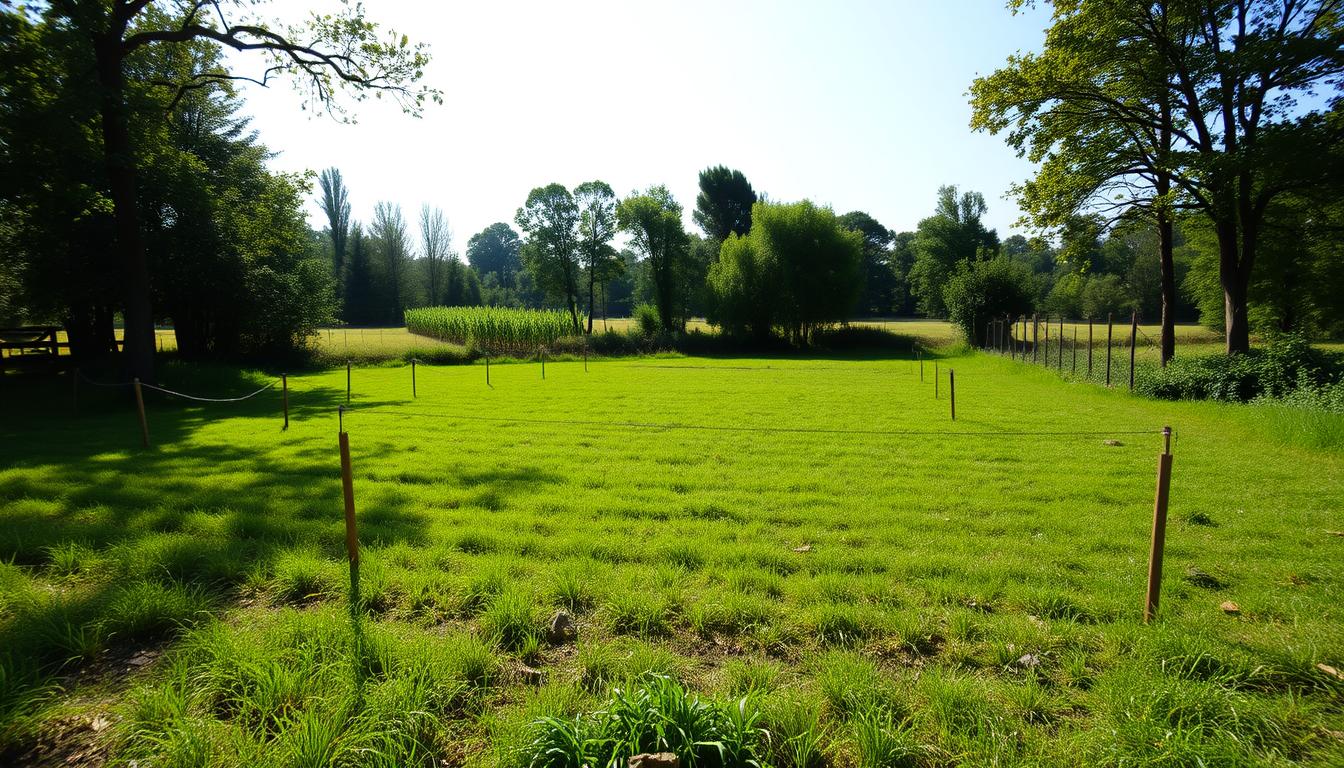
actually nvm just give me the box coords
[707,200,864,344]
[343,224,378,324]
[972,0,1344,355]
[319,167,351,282]
[516,184,582,332]
[943,256,1036,345]
[693,165,757,244]
[11,1,436,381]
[371,202,413,323]
[618,186,691,333]
[573,181,618,334]
[907,186,1000,317]
[839,211,895,316]
[467,223,523,286]
[419,205,450,306]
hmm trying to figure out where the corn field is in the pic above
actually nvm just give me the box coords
[405,306,580,354]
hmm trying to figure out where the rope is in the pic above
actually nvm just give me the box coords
[139,380,276,403]
[76,370,132,388]
[342,404,1162,439]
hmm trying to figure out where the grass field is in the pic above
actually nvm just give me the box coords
[2,349,1342,766]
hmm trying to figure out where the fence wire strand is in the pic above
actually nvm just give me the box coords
[340,403,1163,439]
[139,380,277,403]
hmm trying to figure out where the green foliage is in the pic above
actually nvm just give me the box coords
[405,306,577,354]
[839,211,896,316]
[908,186,1000,317]
[468,223,524,285]
[633,304,663,337]
[519,675,767,768]
[942,256,1035,345]
[707,200,863,344]
[618,186,691,333]
[693,166,757,242]
[1137,335,1344,403]
[517,184,583,332]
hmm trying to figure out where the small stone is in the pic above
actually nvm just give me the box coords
[548,610,577,644]
[1316,662,1344,681]
[628,753,679,768]
[1016,653,1041,669]
[1220,601,1241,615]
[793,544,812,553]
[90,715,111,732]
[1103,439,1123,447]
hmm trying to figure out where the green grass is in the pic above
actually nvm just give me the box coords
[1,347,1341,766]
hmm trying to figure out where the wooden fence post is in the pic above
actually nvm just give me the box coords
[934,361,939,399]
[1058,316,1064,371]
[133,377,149,448]
[1129,311,1138,391]
[919,351,924,382]
[412,359,417,398]
[541,348,546,379]
[1032,314,1039,363]
[1105,314,1114,387]
[1043,315,1050,365]
[1144,426,1174,623]
[282,373,289,430]
[949,369,956,421]
[339,430,359,567]
[1088,319,1094,378]
[1072,329,1077,373]
[485,352,490,386]
[346,361,351,404]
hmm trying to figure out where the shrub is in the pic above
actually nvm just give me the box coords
[632,304,662,337]
[942,256,1035,346]
[706,200,863,344]
[1136,334,1344,403]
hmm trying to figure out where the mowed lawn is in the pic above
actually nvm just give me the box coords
[1,351,1341,766]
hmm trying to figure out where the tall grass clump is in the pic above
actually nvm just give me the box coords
[405,306,579,355]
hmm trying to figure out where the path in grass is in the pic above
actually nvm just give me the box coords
[1,351,1341,766]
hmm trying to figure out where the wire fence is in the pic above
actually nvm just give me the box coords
[978,313,1168,390]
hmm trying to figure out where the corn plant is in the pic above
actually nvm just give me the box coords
[404,306,580,355]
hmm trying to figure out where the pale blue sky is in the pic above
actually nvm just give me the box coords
[233,1,1055,250]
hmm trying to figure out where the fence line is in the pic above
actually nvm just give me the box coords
[139,380,277,403]
[341,402,1164,440]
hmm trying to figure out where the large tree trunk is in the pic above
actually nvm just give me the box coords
[95,27,155,382]
[1157,212,1176,365]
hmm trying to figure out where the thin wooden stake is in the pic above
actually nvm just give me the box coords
[485,352,490,386]
[1058,316,1064,371]
[949,369,956,421]
[339,430,359,566]
[919,352,924,382]
[1032,314,1039,363]
[1144,426,1174,623]
[133,377,149,448]
[1088,319,1094,377]
[541,348,546,379]
[412,359,417,398]
[1105,314,1114,387]
[1128,311,1138,391]
[346,360,351,404]
[282,373,289,430]
[934,361,939,399]
[1072,329,1077,373]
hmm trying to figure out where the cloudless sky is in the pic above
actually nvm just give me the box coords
[231,1,1055,251]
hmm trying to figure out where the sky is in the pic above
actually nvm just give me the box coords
[230,1,1056,251]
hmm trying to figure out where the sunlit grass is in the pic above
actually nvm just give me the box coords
[0,348,1340,765]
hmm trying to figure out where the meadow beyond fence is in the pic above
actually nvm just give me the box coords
[405,306,579,356]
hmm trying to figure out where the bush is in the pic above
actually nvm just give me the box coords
[1136,335,1344,403]
[706,200,863,345]
[632,304,662,337]
[942,256,1035,346]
